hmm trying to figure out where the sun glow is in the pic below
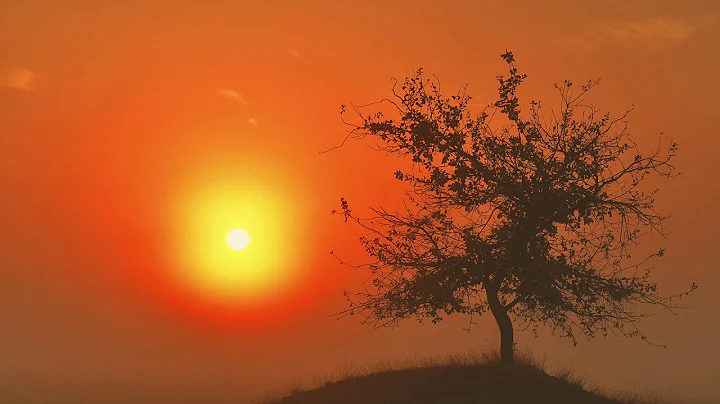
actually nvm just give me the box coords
[168,165,306,308]
[227,228,250,250]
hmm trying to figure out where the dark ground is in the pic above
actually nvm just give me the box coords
[268,361,633,404]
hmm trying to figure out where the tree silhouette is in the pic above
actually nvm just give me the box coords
[330,51,697,363]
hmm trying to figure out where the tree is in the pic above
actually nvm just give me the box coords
[329,51,697,364]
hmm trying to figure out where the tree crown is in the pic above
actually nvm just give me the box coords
[331,52,696,346]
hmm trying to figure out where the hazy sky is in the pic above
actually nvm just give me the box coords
[1,1,719,403]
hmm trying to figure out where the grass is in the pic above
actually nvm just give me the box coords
[252,348,662,404]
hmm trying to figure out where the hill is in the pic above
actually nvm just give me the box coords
[260,351,654,404]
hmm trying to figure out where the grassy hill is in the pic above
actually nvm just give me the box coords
[257,351,657,404]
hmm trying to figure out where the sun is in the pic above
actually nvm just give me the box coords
[227,228,250,250]
[167,166,310,309]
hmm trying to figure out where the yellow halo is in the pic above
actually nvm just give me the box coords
[227,228,250,250]
[167,160,312,306]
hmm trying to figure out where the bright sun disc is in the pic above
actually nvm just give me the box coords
[169,164,311,308]
[227,228,250,250]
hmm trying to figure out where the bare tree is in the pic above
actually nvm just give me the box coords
[329,51,697,364]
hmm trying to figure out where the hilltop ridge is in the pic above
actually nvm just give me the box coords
[259,351,654,404]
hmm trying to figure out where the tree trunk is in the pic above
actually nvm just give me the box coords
[486,284,514,364]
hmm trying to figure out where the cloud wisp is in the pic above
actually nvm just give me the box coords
[552,16,705,53]
[287,49,301,58]
[0,68,37,91]
[216,89,250,105]
[602,17,697,49]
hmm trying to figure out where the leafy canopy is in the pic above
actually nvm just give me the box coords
[331,52,696,346]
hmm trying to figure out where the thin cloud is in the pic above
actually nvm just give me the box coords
[0,68,36,91]
[551,17,702,53]
[216,88,250,105]
[602,17,697,49]
[287,49,301,58]
[248,118,258,127]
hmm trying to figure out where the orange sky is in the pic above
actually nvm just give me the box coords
[1,1,719,403]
